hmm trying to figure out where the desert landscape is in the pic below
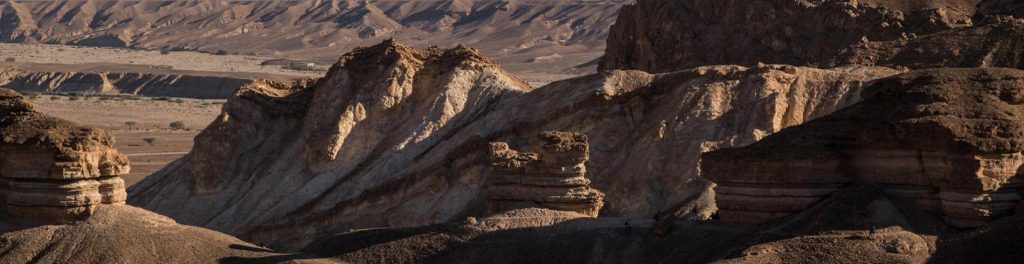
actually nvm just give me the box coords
[2,0,1024,263]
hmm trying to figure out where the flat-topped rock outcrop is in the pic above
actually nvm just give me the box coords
[703,68,1024,228]
[0,88,129,223]
[129,38,899,250]
[487,131,604,217]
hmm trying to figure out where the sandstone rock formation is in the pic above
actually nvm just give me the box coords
[0,88,129,223]
[703,68,1024,228]
[486,131,604,217]
[129,39,899,250]
[601,0,979,72]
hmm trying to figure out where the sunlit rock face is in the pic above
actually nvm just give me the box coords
[704,68,1024,228]
[0,88,129,224]
[486,131,604,217]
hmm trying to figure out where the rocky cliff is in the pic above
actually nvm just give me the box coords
[601,0,980,72]
[128,39,899,250]
[703,68,1024,228]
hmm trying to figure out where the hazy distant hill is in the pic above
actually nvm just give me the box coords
[0,0,624,76]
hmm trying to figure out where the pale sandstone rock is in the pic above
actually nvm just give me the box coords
[0,88,130,223]
[486,131,604,217]
[704,68,1024,228]
[129,40,898,250]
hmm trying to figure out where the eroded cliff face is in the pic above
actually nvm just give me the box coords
[600,0,979,72]
[703,68,1024,228]
[128,39,899,250]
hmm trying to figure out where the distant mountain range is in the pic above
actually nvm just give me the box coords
[0,0,625,75]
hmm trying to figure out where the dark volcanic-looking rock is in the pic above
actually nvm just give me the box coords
[601,0,979,72]
[977,0,1024,18]
[703,68,1024,228]
[128,39,898,250]
[832,17,1024,69]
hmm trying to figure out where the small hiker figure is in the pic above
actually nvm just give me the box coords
[869,226,877,236]
[624,220,632,235]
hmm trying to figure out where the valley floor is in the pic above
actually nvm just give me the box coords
[32,94,222,185]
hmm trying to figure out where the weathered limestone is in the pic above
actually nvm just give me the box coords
[704,68,1024,228]
[0,88,130,223]
[486,131,604,217]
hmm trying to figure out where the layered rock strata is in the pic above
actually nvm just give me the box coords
[703,68,1024,228]
[129,40,898,250]
[601,0,979,72]
[486,131,604,217]
[0,88,130,223]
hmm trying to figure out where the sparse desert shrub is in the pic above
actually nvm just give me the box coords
[169,121,186,130]
[68,96,80,101]
[125,121,137,130]
[49,96,59,100]
[152,97,169,101]
[215,49,228,55]
[173,98,185,103]
[4,57,14,62]
[142,137,157,146]
[160,48,171,55]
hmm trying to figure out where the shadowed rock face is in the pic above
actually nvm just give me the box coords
[601,0,980,72]
[129,39,898,250]
[831,17,1024,69]
[487,131,604,217]
[0,88,129,223]
[703,68,1024,228]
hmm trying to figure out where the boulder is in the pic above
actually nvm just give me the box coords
[703,68,1024,228]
